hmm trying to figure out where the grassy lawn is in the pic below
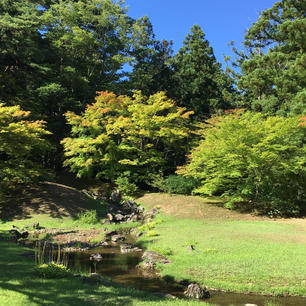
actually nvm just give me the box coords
[137,193,306,296]
[0,240,214,306]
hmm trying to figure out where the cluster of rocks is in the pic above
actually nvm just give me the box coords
[104,191,145,224]
[184,283,210,299]
[84,189,157,224]
[120,243,142,253]
[137,250,172,271]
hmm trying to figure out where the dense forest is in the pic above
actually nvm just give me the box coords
[1,0,305,216]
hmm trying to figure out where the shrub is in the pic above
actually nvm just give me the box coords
[77,210,98,224]
[163,175,198,195]
[137,221,156,232]
[115,172,138,196]
[179,111,306,216]
[35,263,70,278]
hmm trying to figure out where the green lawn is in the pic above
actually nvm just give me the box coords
[136,193,306,297]
[0,240,213,306]
[137,216,306,296]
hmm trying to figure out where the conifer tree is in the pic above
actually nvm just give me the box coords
[233,0,306,115]
[171,25,234,119]
[128,16,174,97]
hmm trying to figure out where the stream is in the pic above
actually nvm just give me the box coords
[64,244,306,306]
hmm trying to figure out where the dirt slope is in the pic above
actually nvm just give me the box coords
[0,182,98,221]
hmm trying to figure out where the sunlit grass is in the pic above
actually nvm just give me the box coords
[137,215,306,296]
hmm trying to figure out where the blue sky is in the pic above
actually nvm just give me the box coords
[125,0,278,68]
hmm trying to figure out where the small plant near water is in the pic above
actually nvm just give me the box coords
[138,221,155,232]
[137,217,164,233]
[35,262,71,278]
[151,246,173,256]
[76,210,99,224]
[145,230,159,237]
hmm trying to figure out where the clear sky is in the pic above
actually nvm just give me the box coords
[125,0,278,68]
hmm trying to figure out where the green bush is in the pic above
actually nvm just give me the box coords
[163,175,198,195]
[77,210,98,224]
[137,221,156,232]
[35,263,70,278]
[115,173,138,196]
[179,111,306,217]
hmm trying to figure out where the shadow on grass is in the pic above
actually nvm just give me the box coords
[0,239,168,306]
[0,182,108,222]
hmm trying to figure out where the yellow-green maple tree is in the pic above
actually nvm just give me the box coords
[0,104,51,199]
[62,91,193,184]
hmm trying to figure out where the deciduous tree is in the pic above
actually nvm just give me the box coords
[62,91,193,185]
[0,104,51,199]
[178,110,306,216]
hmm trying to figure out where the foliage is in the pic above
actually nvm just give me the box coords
[76,210,99,225]
[35,262,71,278]
[231,0,306,115]
[62,91,193,185]
[178,111,306,216]
[0,0,135,166]
[162,175,198,195]
[0,104,51,199]
[145,230,159,237]
[170,25,235,119]
[128,16,174,96]
[137,219,163,233]
[115,172,138,196]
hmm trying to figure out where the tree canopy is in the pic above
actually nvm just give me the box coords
[62,91,193,185]
[0,103,51,199]
[170,25,235,119]
[233,0,306,115]
[178,110,306,216]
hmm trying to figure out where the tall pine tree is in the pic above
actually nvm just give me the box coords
[233,0,306,115]
[128,16,174,97]
[171,25,234,119]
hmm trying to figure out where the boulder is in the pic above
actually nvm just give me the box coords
[142,251,171,264]
[138,260,155,270]
[184,283,210,299]
[110,189,122,204]
[9,229,29,240]
[106,213,114,222]
[89,253,103,261]
[111,234,125,242]
[114,214,125,222]
[104,230,118,240]
[120,243,142,253]
[100,240,110,247]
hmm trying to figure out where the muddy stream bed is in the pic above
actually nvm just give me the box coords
[62,242,305,306]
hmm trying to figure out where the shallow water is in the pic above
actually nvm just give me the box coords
[66,244,306,306]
